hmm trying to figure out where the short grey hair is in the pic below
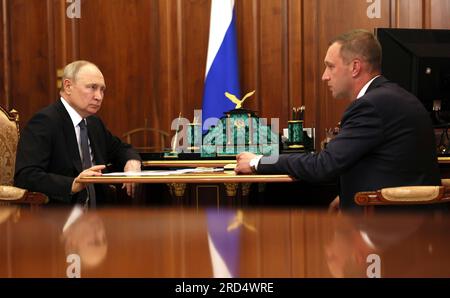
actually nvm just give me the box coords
[60,60,100,92]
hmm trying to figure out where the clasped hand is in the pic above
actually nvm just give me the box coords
[235,152,257,174]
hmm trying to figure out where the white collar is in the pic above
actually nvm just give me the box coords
[60,97,83,127]
[356,75,381,99]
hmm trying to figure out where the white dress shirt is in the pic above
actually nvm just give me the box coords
[60,97,94,165]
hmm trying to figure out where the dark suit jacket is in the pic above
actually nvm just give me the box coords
[14,99,141,204]
[257,76,441,209]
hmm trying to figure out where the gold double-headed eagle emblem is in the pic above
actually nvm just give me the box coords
[225,90,256,109]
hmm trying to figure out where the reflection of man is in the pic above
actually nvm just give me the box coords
[325,223,370,278]
[325,214,425,277]
[15,60,141,205]
[62,206,108,268]
[235,29,440,210]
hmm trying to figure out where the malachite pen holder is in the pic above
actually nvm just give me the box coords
[288,120,304,149]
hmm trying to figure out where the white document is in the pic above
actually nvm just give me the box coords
[102,170,173,176]
[102,167,224,176]
[175,167,224,174]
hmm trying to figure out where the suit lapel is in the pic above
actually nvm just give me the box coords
[55,99,83,173]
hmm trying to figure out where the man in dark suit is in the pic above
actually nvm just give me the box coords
[15,60,142,205]
[235,29,440,210]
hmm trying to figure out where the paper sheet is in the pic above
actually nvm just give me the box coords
[102,167,224,176]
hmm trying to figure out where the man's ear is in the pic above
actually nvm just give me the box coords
[63,79,73,95]
[351,59,362,78]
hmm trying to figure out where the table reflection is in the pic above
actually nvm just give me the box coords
[1,206,449,277]
[325,213,440,277]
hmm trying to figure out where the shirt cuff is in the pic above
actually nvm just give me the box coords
[249,155,263,171]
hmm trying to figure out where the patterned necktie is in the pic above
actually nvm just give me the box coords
[79,119,96,208]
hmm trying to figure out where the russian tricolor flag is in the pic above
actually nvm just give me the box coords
[202,0,241,132]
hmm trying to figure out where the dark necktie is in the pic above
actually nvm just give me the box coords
[79,119,96,208]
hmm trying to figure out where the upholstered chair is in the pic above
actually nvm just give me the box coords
[0,106,48,204]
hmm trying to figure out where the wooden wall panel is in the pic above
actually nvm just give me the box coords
[8,0,57,125]
[257,0,288,123]
[75,0,211,148]
[49,0,80,88]
[395,0,423,28]
[236,0,259,113]
[157,0,183,140]
[287,0,303,113]
[2,0,450,150]
[237,0,300,134]
[179,0,210,122]
[429,0,450,28]
[307,0,392,144]
[0,0,6,108]
[302,0,320,133]
[77,0,155,141]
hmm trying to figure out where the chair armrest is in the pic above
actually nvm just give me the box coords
[355,186,450,206]
[0,185,26,200]
[441,179,450,187]
[0,185,48,204]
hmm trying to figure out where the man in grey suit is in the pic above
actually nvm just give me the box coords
[235,29,440,210]
[15,60,141,205]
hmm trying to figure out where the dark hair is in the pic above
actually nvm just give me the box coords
[330,29,382,73]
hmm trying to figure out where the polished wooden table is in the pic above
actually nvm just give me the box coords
[78,171,294,184]
[78,170,295,207]
[1,206,449,278]
[134,157,450,205]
